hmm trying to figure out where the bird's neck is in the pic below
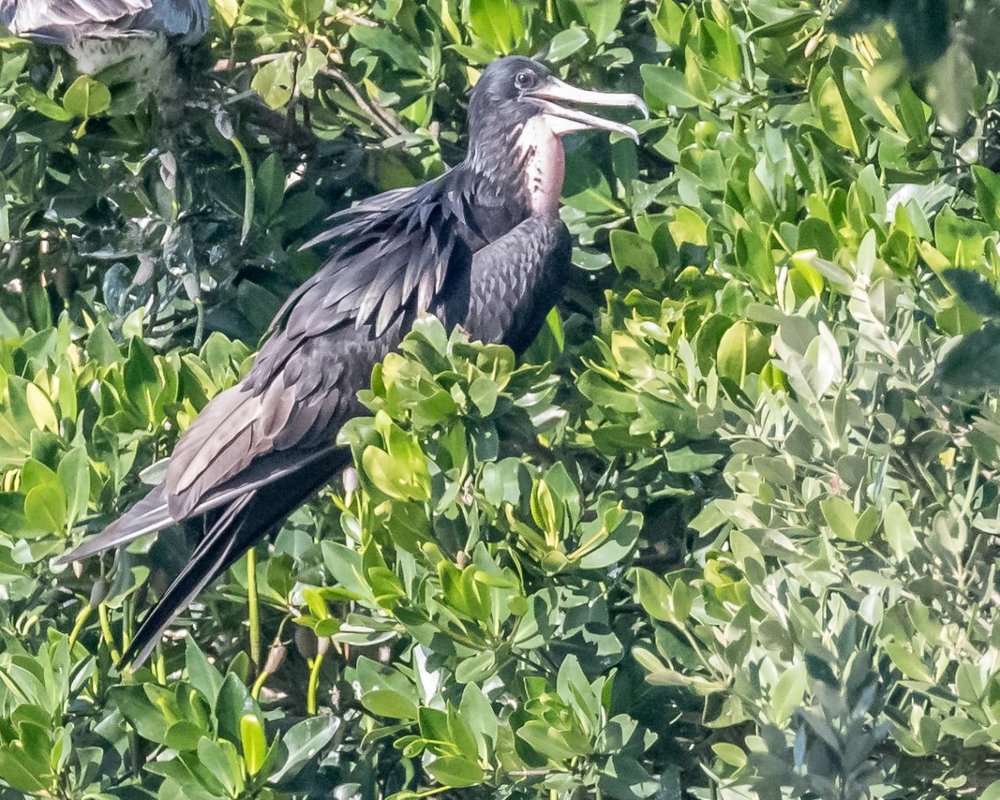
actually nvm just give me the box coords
[463,119,566,222]
[515,117,566,216]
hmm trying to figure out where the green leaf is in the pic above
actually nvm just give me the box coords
[86,324,121,366]
[0,102,15,130]
[361,689,419,720]
[516,721,589,761]
[255,153,286,221]
[716,321,768,384]
[240,714,267,776]
[934,205,985,267]
[545,27,590,61]
[362,443,430,501]
[17,86,73,121]
[25,383,58,433]
[23,483,66,534]
[652,0,686,44]
[447,704,479,758]
[57,447,90,529]
[62,75,111,118]
[770,664,807,724]
[633,568,676,623]
[468,0,524,53]
[561,0,623,43]
[165,720,205,752]
[110,685,170,745]
[418,707,450,744]
[711,742,746,768]
[321,541,377,604]
[883,502,919,561]
[216,673,258,746]
[251,54,296,109]
[610,230,659,281]
[885,644,934,683]
[460,684,497,749]
[670,579,693,621]
[290,0,324,23]
[0,748,47,793]
[271,716,338,783]
[700,19,741,79]
[973,165,1000,231]
[981,780,1000,800]
[123,337,161,423]
[468,376,499,415]
[425,756,484,787]
[196,738,244,798]
[185,637,224,710]
[820,496,858,541]
[640,64,703,109]
[349,26,424,72]
[811,70,861,154]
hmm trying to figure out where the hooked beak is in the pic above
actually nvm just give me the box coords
[526,77,648,143]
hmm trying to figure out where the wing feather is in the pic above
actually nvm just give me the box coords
[156,174,473,519]
[122,447,349,667]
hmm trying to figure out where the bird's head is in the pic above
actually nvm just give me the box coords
[467,56,647,148]
[464,57,646,214]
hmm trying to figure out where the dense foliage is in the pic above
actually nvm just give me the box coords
[4,0,1000,798]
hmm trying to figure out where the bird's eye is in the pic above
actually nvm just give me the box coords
[514,70,536,91]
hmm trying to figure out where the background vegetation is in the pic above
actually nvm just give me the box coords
[2,0,1000,797]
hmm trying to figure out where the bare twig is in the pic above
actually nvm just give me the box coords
[321,65,408,138]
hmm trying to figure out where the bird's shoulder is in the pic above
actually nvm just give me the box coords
[273,173,478,343]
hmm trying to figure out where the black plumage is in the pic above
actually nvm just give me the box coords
[55,56,646,667]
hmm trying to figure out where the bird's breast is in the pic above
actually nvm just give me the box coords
[465,213,571,351]
[515,117,566,216]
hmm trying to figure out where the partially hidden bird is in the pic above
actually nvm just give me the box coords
[0,0,209,78]
[54,56,647,667]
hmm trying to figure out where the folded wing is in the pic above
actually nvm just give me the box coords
[57,176,476,665]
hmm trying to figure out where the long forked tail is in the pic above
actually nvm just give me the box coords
[120,452,348,668]
[120,491,255,667]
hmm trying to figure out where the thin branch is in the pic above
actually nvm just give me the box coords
[321,65,408,138]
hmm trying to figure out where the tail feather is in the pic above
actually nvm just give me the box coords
[120,492,254,668]
[120,451,348,668]
[57,447,343,569]
[54,484,172,566]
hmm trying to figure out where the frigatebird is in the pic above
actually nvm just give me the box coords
[55,56,647,667]
[0,0,209,77]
